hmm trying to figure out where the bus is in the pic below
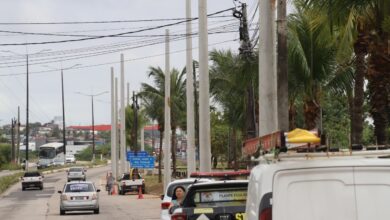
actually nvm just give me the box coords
[38,142,65,169]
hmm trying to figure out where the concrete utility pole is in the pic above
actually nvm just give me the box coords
[127,82,130,106]
[43,63,80,163]
[259,0,278,137]
[25,54,29,171]
[186,0,196,176]
[16,106,20,164]
[120,54,127,174]
[237,3,257,140]
[115,77,119,178]
[111,67,117,180]
[163,29,172,191]
[11,119,16,163]
[277,0,289,132]
[198,0,211,172]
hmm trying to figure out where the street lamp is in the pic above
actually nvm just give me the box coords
[2,49,50,171]
[76,91,108,161]
[44,64,81,164]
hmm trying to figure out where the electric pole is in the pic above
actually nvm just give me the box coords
[277,0,289,132]
[164,29,172,191]
[259,0,277,137]
[111,67,117,180]
[186,0,196,176]
[236,3,257,141]
[198,0,212,172]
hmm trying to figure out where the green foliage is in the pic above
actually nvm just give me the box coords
[0,172,23,194]
[322,92,350,147]
[75,146,93,161]
[383,16,390,33]
[210,111,229,160]
[95,144,111,158]
[362,122,376,145]
[0,144,11,166]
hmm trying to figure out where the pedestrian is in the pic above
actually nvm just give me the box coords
[106,172,115,195]
[169,186,186,208]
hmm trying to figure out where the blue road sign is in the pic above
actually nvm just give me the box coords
[127,151,148,160]
[129,156,155,169]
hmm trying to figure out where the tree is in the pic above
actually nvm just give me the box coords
[209,49,247,169]
[288,5,337,130]
[302,0,390,144]
[139,66,186,179]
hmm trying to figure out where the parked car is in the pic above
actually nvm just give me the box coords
[21,171,44,190]
[67,167,86,182]
[66,155,76,164]
[245,149,390,220]
[170,180,248,220]
[58,181,100,215]
[118,168,145,195]
[160,178,212,220]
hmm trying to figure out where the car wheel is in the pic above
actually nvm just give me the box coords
[83,178,86,181]
[60,209,65,215]
[22,187,25,191]
[40,186,43,190]
[94,208,99,214]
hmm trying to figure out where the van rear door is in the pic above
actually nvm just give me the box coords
[273,167,357,220]
[354,167,390,220]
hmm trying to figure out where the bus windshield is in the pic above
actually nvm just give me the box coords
[39,148,56,159]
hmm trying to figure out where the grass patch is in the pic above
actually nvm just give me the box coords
[0,163,22,171]
[0,172,23,194]
[144,174,163,195]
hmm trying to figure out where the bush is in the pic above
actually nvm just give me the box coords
[0,144,11,167]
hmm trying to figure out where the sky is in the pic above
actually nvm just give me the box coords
[0,0,260,127]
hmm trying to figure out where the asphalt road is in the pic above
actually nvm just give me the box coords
[0,165,161,220]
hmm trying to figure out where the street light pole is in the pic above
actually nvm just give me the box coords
[25,54,29,169]
[44,64,80,164]
[92,95,95,161]
[61,69,66,162]
[76,91,108,162]
[2,49,50,171]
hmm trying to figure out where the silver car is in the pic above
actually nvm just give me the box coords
[67,167,86,182]
[58,181,100,215]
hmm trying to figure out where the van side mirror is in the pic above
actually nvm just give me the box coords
[97,189,101,192]
[57,191,62,194]
[160,194,164,200]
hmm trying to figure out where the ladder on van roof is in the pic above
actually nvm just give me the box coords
[260,147,390,162]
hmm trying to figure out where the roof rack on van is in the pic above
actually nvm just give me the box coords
[263,148,390,161]
[190,170,250,180]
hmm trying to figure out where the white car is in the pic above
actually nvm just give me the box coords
[66,155,76,164]
[58,181,100,215]
[160,178,212,220]
[21,171,44,190]
[245,149,390,220]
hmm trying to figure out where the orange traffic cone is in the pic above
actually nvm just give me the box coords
[111,183,118,195]
[137,186,144,199]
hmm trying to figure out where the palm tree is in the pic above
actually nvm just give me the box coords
[139,66,186,178]
[288,5,337,130]
[302,0,390,144]
[210,49,247,170]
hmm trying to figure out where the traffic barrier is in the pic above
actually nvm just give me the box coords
[137,185,144,199]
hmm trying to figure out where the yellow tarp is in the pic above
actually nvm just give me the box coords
[286,128,320,143]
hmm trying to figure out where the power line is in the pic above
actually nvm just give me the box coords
[0,29,243,68]
[0,15,231,25]
[0,8,234,46]
[0,21,240,62]
[0,38,238,77]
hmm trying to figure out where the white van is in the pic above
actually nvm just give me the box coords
[246,151,390,220]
